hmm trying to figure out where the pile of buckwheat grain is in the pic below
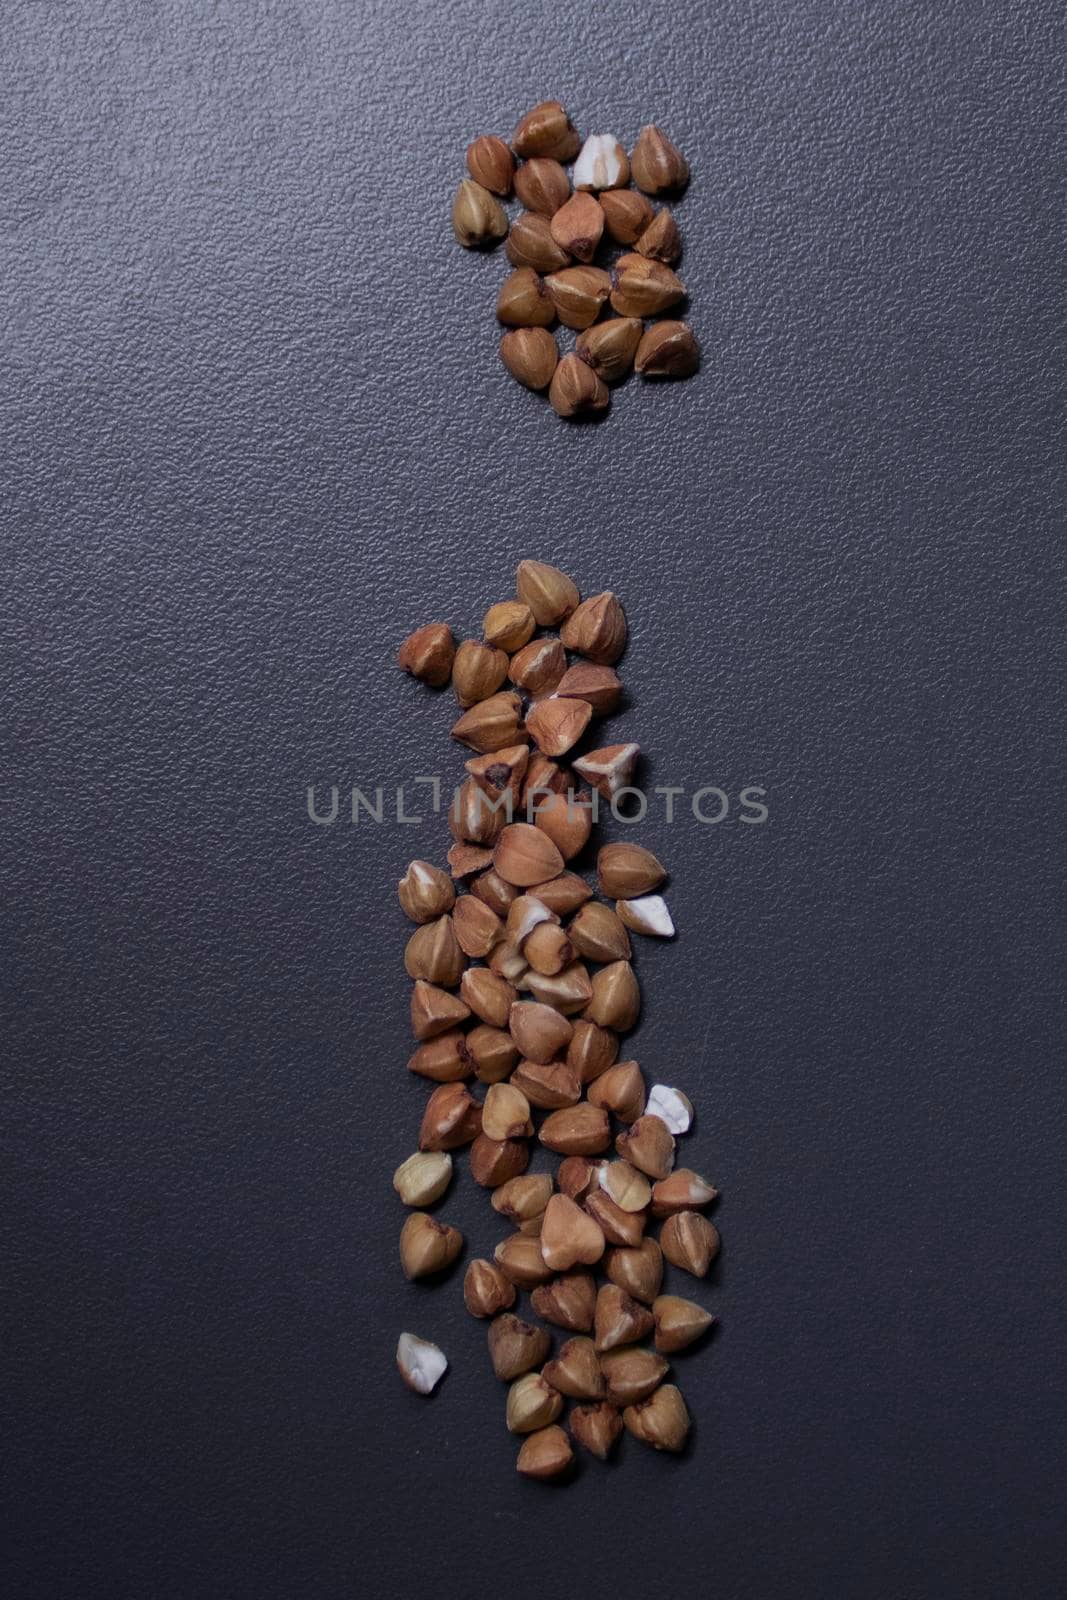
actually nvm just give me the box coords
[393,560,720,1480]
[452,103,698,419]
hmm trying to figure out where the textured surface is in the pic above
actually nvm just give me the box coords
[2,2,1064,1597]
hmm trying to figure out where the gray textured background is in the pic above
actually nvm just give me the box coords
[3,2,1063,1598]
